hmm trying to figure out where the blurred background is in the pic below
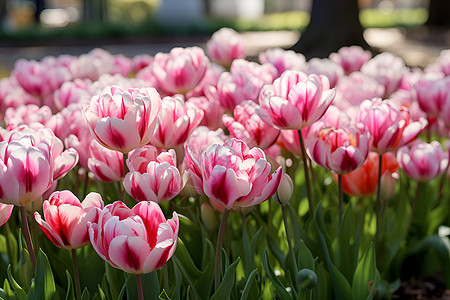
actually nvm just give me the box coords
[0,0,438,42]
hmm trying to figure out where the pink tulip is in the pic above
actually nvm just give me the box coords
[150,95,203,149]
[211,59,277,111]
[257,72,335,130]
[124,146,182,203]
[397,140,448,182]
[305,58,344,88]
[187,63,224,98]
[34,190,104,249]
[183,126,227,194]
[361,52,407,97]
[83,86,162,153]
[222,100,280,149]
[4,124,79,181]
[329,46,372,75]
[333,72,384,110]
[0,78,40,118]
[0,203,14,226]
[413,74,450,118]
[111,54,132,77]
[132,54,153,73]
[0,136,53,206]
[306,123,371,174]
[186,138,282,210]
[356,98,425,154]
[52,79,92,112]
[186,95,224,130]
[4,104,53,131]
[206,27,246,68]
[426,49,450,76]
[88,201,179,274]
[259,48,306,77]
[150,47,210,95]
[87,140,124,182]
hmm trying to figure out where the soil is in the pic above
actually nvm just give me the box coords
[393,276,450,300]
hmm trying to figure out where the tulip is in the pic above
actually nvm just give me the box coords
[211,59,277,111]
[195,138,282,210]
[34,190,104,249]
[123,146,182,203]
[305,58,344,88]
[259,48,306,77]
[83,86,161,153]
[150,95,203,150]
[413,74,450,118]
[339,151,398,198]
[397,140,448,182]
[361,52,407,97]
[273,173,294,206]
[87,140,124,182]
[222,100,280,149]
[4,104,52,131]
[257,72,335,130]
[0,203,13,227]
[206,27,246,68]
[356,98,425,154]
[88,200,179,274]
[150,47,210,95]
[0,136,53,206]
[306,123,371,174]
[329,46,372,75]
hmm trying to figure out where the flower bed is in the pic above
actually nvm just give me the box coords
[0,27,449,300]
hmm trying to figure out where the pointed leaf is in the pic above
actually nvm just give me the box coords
[26,250,56,300]
[65,270,75,300]
[352,243,377,300]
[240,269,259,300]
[211,258,240,300]
[261,249,291,300]
[7,265,26,300]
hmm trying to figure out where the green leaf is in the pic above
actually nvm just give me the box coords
[261,249,291,300]
[174,238,202,278]
[81,288,90,300]
[172,257,201,300]
[352,243,377,300]
[333,203,356,282]
[408,235,450,287]
[105,263,124,300]
[126,272,159,300]
[211,257,240,300]
[2,278,18,300]
[93,285,106,300]
[64,271,74,300]
[19,248,32,290]
[297,241,314,271]
[26,250,57,300]
[314,203,352,300]
[117,273,132,300]
[7,265,26,300]
[240,269,259,300]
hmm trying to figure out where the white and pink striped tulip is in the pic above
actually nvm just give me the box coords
[150,47,210,95]
[0,203,13,226]
[357,98,426,154]
[306,123,371,174]
[124,146,182,203]
[329,46,372,75]
[222,100,279,149]
[34,190,104,249]
[0,136,53,206]
[83,86,162,153]
[150,95,203,149]
[397,140,448,182]
[88,201,179,274]
[257,73,335,130]
[206,27,246,68]
[187,138,282,210]
[87,140,124,182]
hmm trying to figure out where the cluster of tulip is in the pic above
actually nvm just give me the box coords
[0,27,449,299]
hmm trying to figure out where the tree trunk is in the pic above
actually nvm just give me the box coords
[290,0,370,59]
[426,0,450,27]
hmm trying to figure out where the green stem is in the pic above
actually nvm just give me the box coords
[375,153,383,241]
[136,273,144,300]
[338,174,343,225]
[298,130,314,219]
[437,148,450,204]
[406,182,422,237]
[215,208,230,291]
[82,168,89,199]
[71,249,82,300]
[20,206,36,272]
[281,205,298,277]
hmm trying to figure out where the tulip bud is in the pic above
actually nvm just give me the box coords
[273,173,293,206]
[200,202,218,232]
[297,269,318,290]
